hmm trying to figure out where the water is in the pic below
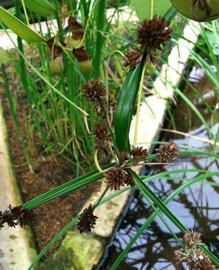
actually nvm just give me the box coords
[99,67,219,270]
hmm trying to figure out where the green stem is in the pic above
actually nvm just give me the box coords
[93,0,106,79]
[150,0,154,19]
[93,185,109,209]
[14,0,30,101]
[20,0,29,25]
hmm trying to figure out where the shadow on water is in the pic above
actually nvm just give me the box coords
[98,66,219,270]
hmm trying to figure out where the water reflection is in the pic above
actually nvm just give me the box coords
[99,139,219,269]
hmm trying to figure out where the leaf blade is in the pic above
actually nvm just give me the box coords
[24,0,56,17]
[0,7,44,43]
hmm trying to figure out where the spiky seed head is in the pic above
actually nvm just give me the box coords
[105,167,130,191]
[137,17,172,51]
[77,205,98,233]
[83,80,106,102]
[155,142,179,164]
[131,147,147,163]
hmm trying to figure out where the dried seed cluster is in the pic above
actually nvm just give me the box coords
[47,38,64,59]
[183,230,202,248]
[83,80,106,102]
[94,123,110,145]
[73,47,89,61]
[175,231,216,270]
[0,205,33,229]
[125,18,172,69]
[137,17,172,51]
[155,142,179,164]
[131,147,147,163]
[105,167,133,190]
[125,47,142,70]
[77,205,98,233]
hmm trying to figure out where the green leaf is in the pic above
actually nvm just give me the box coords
[22,163,113,210]
[131,169,187,232]
[131,0,172,20]
[0,7,44,43]
[114,63,143,153]
[24,0,56,17]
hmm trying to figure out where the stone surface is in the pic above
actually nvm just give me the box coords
[0,105,36,270]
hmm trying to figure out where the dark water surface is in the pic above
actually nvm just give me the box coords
[98,67,219,270]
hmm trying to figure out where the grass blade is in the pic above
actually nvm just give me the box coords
[24,0,55,17]
[22,163,113,209]
[0,7,44,43]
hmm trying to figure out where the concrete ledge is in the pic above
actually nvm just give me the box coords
[0,105,36,270]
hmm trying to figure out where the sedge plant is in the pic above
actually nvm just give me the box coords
[0,1,219,270]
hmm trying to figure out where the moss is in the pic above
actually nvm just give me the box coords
[41,248,75,270]
[40,231,105,270]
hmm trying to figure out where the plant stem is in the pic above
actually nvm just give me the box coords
[93,185,109,209]
[20,0,29,25]
[14,0,30,101]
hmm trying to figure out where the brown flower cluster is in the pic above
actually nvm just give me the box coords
[137,17,172,51]
[77,205,98,233]
[105,167,134,190]
[125,18,172,69]
[131,147,147,163]
[0,205,33,229]
[94,123,110,146]
[175,231,216,270]
[155,142,179,164]
[125,47,142,70]
[183,231,202,248]
[83,80,106,103]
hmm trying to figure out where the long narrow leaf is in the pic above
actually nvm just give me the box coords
[114,61,144,152]
[0,7,44,42]
[24,0,55,17]
[111,172,219,269]
[22,163,113,209]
